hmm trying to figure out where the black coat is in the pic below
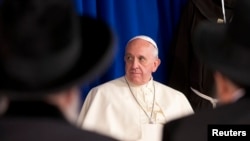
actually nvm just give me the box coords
[162,96,250,141]
[167,0,235,112]
[0,101,117,141]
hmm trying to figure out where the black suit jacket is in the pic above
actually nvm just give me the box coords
[0,100,117,141]
[162,96,250,141]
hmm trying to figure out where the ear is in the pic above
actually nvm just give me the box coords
[152,58,161,72]
[214,71,238,104]
[63,87,80,106]
[47,87,79,109]
[57,87,81,123]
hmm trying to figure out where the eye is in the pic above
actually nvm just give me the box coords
[125,55,133,61]
[139,56,146,62]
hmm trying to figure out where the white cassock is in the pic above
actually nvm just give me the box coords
[77,76,194,141]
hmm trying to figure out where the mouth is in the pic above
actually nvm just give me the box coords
[130,71,139,74]
[129,72,141,76]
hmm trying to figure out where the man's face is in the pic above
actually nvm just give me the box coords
[124,39,160,85]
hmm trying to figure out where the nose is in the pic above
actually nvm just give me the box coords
[131,59,139,69]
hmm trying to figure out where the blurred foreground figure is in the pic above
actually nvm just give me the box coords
[167,0,236,112]
[77,35,193,141]
[163,0,250,140]
[0,0,117,141]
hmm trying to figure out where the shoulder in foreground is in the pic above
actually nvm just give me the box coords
[0,118,118,141]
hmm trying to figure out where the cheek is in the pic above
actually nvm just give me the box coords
[125,63,131,70]
[147,63,157,72]
[140,65,153,73]
[151,65,157,72]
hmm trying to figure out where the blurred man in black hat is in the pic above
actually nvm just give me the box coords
[0,0,117,141]
[162,0,250,140]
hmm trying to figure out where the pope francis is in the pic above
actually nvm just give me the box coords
[77,35,194,141]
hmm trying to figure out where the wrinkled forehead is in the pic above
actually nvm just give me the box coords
[126,39,154,52]
[125,41,157,59]
[125,37,159,58]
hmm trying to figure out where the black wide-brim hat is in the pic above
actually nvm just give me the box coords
[193,0,250,86]
[0,0,115,96]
